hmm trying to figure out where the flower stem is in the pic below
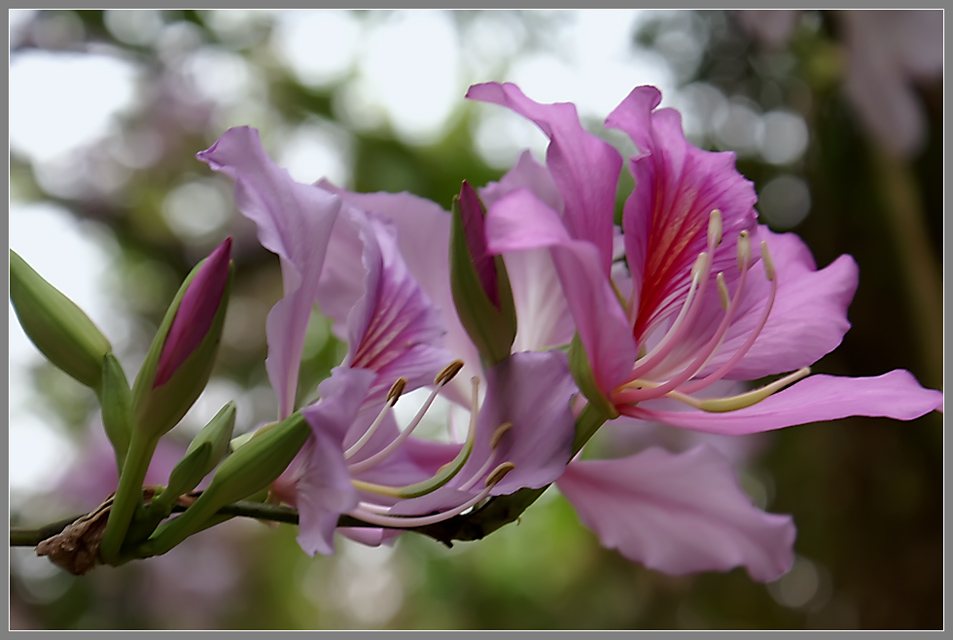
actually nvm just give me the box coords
[97,432,158,564]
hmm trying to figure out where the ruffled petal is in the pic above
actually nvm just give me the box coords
[467,82,622,275]
[486,188,636,394]
[316,181,480,407]
[344,212,453,401]
[607,86,759,340]
[294,368,376,555]
[700,227,859,379]
[557,446,796,582]
[462,351,576,495]
[626,370,944,435]
[197,127,342,417]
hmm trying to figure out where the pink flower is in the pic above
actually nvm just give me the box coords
[468,81,942,580]
[198,128,576,557]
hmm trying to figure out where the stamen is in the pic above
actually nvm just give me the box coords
[348,481,496,528]
[484,461,516,487]
[435,360,465,386]
[737,230,751,272]
[344,397,398,460]
[628,251,712,381]
[347,461,517,529]
[716,272,730,310]
[489,422,513,449]
[708,209,723,249]
[677,246,778,395]
[386,378,407,405]
[664,367,811,412]
[457,421,513,492]
[760,241,776,282]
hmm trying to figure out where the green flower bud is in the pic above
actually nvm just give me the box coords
[10,250,112,390]
[150,402,237,517]
[99,353,133,469]
[131,239,233,439]
[449,182,517,367]
[146,412,310,556]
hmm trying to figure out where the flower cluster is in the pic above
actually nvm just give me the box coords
[194,82,941,582]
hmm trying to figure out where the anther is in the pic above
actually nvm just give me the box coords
[690,251,710,282]
[716,272,730,310]
[737,231,751,272]
[485,462,516,487]
[386,378,407,406]
[489,422,513,449]
[760,241,776,282]
[708,209,723,248]
[435,360,465,386]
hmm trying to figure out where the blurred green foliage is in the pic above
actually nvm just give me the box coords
[9,9,942,630]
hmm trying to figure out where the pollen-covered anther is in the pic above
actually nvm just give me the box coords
[489,422,513,449]
[435,359,465,386]
[386,377,407,406]
[485,461,516,487]
[760,241,776,282]
[708,209,723,248]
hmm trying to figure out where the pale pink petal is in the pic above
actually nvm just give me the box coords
[557,446,796,582]
[485,188,636,394]
[344,213,453,401]
[197,127,342,417]
[467,82,623,275]
[479,149,562,213]
[626,370,943,435]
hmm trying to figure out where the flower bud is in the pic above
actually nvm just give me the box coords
[10,250,112,390]
[131,238,234,439]
[150,402,237,517]
[99,353,133,469]
[146,412,310,556]
[449,182,517,367]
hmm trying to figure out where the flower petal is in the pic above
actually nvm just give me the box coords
[315,181,480,407]
[606,86,759,340]
[463,351,576,495]
[700,226,859,380]
[294,367,376,555]
[197,127,342,417]
[557,446,796,582]
[467,82,623,275]
[485,188,636,394]
[345,212,454,402]
[626,370,943,435]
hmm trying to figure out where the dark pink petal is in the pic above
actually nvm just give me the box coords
[467,82,623,276]
[607,86,759,340]
[461,351,576,495]
[197,127,342,417]
[627,370,943,435]
[345,213,454,402]
[698,227,859,380]
[295,367,376,555]
[557,446,796,582]
[154,237,232,387]
[486,188,636,394]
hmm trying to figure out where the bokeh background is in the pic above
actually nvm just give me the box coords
[8,9,943,630]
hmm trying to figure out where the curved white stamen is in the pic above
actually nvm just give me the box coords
[677,243,778,395]
[615,232,757,404]
[347,462,515,528]
[344,378,405,460]
[628,251,712,381]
